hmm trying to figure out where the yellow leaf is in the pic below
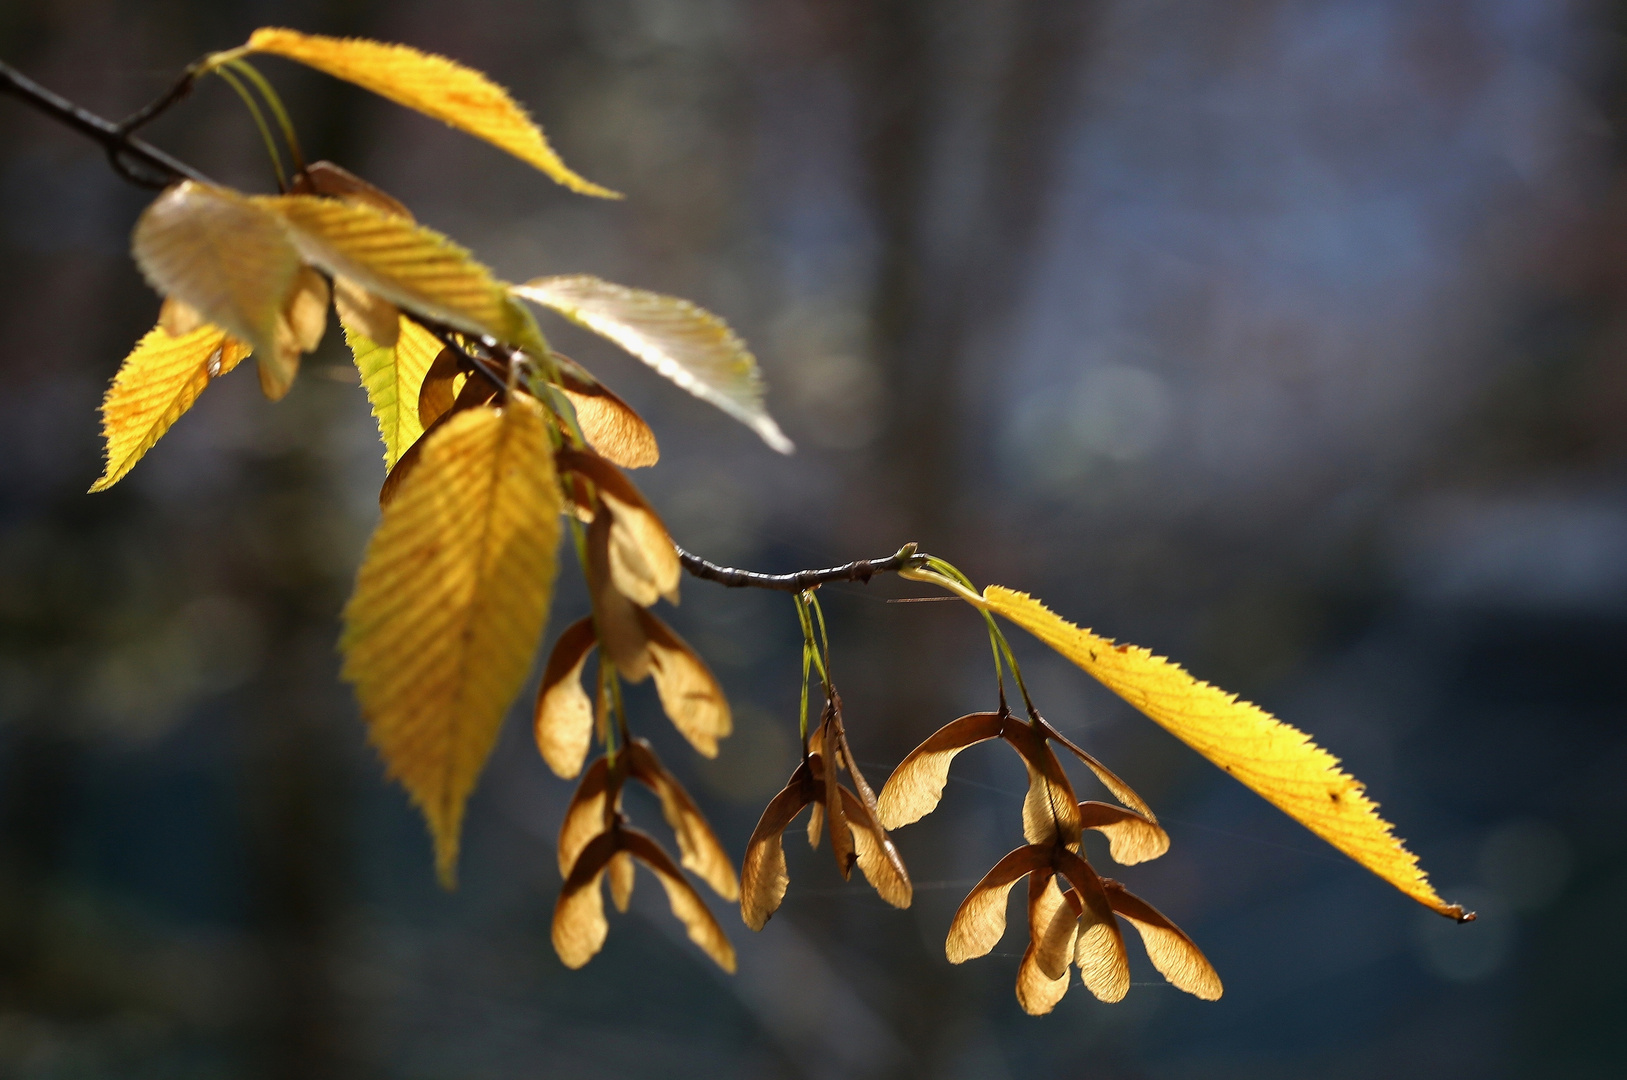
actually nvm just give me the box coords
[340,395,563,886]
[90,323,251,492]
[240,28,619,198]
[983,586,1466,919]
[342,313,443,469]
[261,194,520,346]
[334,276,401,346]
[513,275,793,454]
[131,181,303,361]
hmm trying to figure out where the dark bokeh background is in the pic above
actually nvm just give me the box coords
[2,1,1624,1077]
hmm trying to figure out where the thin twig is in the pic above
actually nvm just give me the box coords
[0,59,213,188]
[115,63,201,135]
[675,543,923,592]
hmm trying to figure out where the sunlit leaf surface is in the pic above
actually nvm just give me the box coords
[343,313,443,469]
[984,586,1465,918]
[90,324,251,492]
[514,275,793,454]
[263,194,516,344]
[240,28,619,197]
[132,181,302,362]
[341,396,562,885]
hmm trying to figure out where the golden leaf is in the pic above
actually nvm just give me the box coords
[513,275,793,454]
[553,830,616,969]
[262,194,520,345]
[984,586,1465,919]
[875,711,1003,829]
[340,395,562,886]
[559,450,679,606]
[1054,848,1130,1003]
[1077,801,1169,866]
[343,314,443,470]
[740,765,814,931]
[378,375,499,508]
[131,181,303,361]
[158,296,205,337]
[534,617,598,779]
[620,829,736,973]
[1101,878,1222,1000]
[240,28,619,197]
[90,323,251,492]
[557,757,613,878]
[635,608,731,757]
[335,276,401,346]
[628,741,739,901]
[945,845,1048,964]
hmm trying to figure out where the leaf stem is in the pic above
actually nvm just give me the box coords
[225,59,305,173]
[212,65,288,190]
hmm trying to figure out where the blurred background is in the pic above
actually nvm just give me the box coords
[1,1,1624,1077]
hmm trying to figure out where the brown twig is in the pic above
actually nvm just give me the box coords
[0,59,212,188]
[675,543,923,592]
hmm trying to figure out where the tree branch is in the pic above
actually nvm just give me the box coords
[0,59,213,188]
[3,56,927,596]
[675,543,923,592]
